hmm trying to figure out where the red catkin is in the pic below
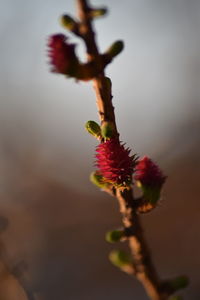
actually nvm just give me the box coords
[47,34,77,74]
[95,138,136,185]
[134,156,166,187]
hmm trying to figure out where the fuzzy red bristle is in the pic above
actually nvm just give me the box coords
[47,34,77,74]
[134,156,166,187]
[95,138,136,185]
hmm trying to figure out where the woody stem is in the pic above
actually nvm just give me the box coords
[77,0,170,299]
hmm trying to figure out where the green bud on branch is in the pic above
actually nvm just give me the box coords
[90,171,107,189]
[60,15,78,32]
[106,41,124,58]
[105,229,124,243]
[137,183,161,205]
[101,121,115,139]
[89,8,107,18]
[85,120,102,139]
[109,250,132,268]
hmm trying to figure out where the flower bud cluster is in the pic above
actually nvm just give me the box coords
[134,156,166,188]
[90,134,166,205]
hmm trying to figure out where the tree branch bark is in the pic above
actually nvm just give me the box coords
[77,1,169,299]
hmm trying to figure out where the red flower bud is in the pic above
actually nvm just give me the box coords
[134,156,166,188]
[95,138,136,185]
[47,34,78,74]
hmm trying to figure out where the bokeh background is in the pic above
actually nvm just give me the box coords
[0,0,200,299]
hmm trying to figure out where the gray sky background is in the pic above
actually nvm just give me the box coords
[0,0,200,191]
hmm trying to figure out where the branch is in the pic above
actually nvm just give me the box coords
[76,1,170,299]
[116,188,168,300]
[77,0,118,136]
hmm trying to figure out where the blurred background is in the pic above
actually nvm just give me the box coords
[0,0,200,299]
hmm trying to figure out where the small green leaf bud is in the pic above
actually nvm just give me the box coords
[106,41,124,58]
[139,184,161,205]
[169,276,189,291]
[90,171,106,188]
[105,229,124,243]
[60,15,77,31]
[89,8,107,18]
[85,120,102,139]
[101,121,115,139]
[109,250,131,268]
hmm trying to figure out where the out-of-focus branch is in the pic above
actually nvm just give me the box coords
[0,218,37,300]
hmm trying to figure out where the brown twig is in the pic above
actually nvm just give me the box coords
[77,0,118,136]
[116,188,168,300]
[77,1,170,299]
